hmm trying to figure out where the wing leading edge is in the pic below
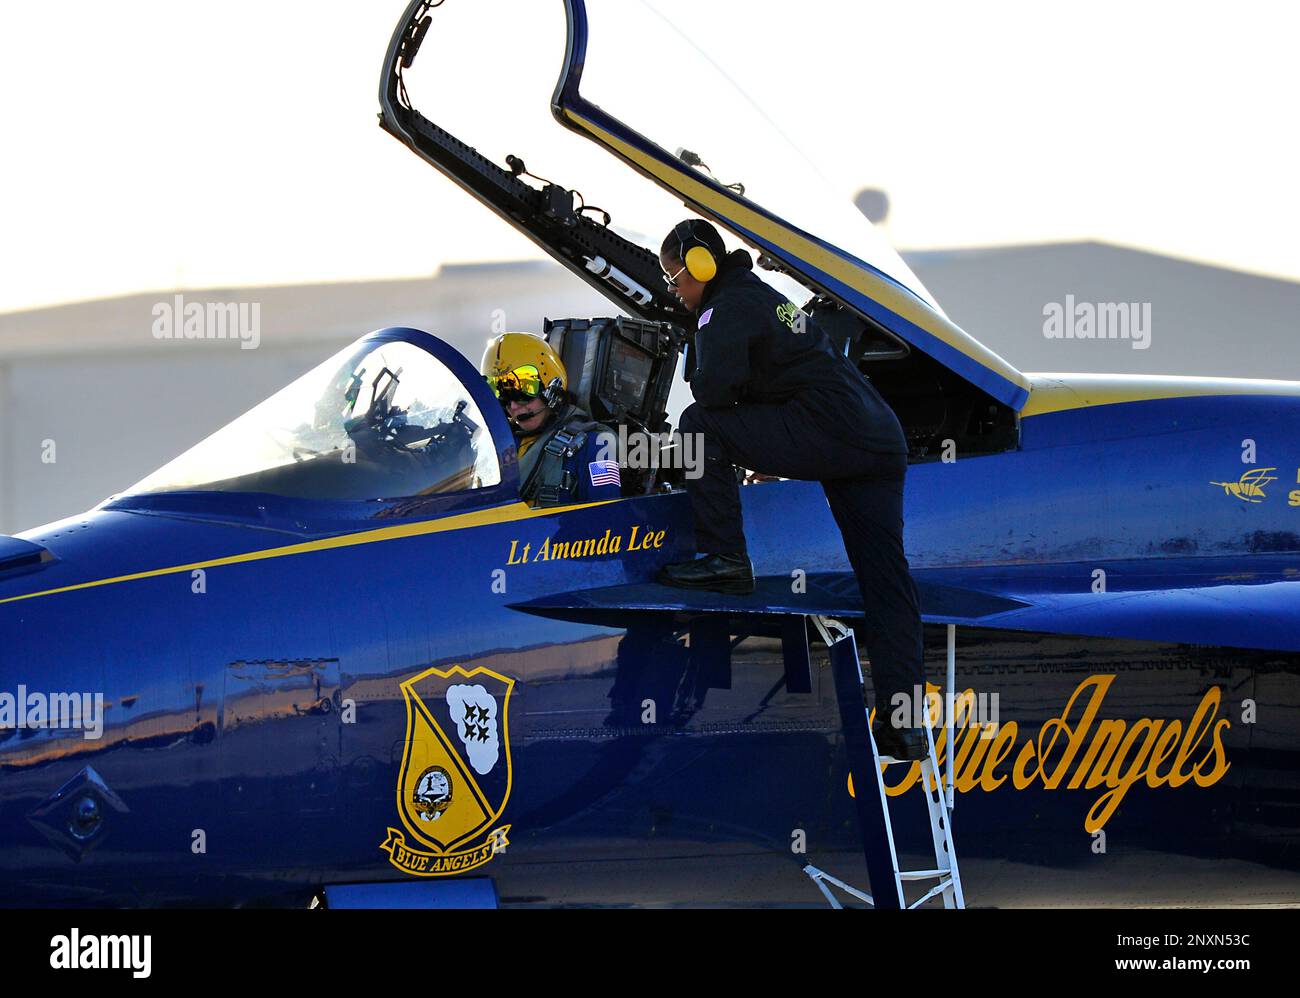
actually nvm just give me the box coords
[512,558,1300,653]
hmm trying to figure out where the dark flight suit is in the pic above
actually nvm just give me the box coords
[679,250,924,708]
[516,404,621,507]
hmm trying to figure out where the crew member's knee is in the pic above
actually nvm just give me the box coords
[679,403,730,463]
[679,402,705,435]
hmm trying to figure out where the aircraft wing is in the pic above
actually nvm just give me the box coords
[510,572,1029,630]
[919,557,1300,653]
[512,556,1300,652]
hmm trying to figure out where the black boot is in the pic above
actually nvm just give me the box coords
[872,715,930,761]
[655,553,755,595]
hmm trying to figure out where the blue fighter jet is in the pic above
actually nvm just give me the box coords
[1,0,1297,908]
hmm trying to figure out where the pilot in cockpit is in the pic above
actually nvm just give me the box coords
[480,332,622,508]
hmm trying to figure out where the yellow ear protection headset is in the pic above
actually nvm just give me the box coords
[673,220,719,283]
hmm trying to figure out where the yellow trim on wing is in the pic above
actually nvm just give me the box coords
[563,109,1030,398]
[1021,374,1300,418]
[1,498,619,606]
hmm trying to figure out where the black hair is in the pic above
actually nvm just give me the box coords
[660,218,727,265]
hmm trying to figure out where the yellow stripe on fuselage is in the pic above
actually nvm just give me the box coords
[13,370,1295,606]
[1020,373,1300,418]
[1,498,619,606]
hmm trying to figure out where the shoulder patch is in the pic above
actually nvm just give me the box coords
[588,460,620,489]
[776,301,806,332]
[697,307,714,329]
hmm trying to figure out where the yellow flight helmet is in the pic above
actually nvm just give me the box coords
[480,332,568,408]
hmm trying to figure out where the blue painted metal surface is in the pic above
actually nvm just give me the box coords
[323,879,498,909]
[0,340,1297,906]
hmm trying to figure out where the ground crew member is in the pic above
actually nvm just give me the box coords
[653,219,927,759]
[480,332,622,507]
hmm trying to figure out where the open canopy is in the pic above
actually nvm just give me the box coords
[552,0,1029,410]
[379,0,1030,411]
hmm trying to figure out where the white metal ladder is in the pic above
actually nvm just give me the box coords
[802,616,965,910]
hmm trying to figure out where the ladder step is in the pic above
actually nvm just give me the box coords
[899,869,953,880]
[908,879,954,909]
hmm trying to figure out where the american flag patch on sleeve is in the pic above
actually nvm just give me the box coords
[588,460,621,488]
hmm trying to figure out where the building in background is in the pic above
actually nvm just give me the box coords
[1,244,1296,534]
[909,241,1298,378]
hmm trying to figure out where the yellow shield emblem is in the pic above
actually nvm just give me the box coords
[379,664,514,877]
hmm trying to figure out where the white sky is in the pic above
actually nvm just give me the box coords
[1,0,1297,315]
